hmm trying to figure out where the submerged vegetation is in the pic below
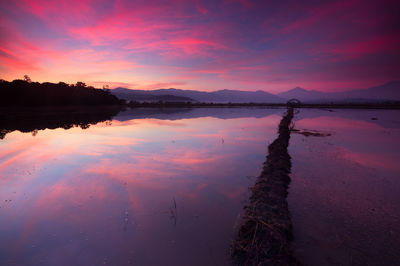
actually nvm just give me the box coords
[231,107,300,265]
[291,128,332,137]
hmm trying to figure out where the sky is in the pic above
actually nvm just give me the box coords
[0,0,399,93]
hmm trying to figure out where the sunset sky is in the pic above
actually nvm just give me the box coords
[0,0,399,93]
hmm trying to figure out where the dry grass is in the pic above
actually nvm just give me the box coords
[231,108,300,265]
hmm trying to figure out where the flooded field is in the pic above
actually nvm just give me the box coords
[1,107,399,265]
[289,109,400,265]
[0,108,283,266]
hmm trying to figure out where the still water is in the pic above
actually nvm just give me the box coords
[289,109,400,266]
[0,108,282,266]
[1,107,399,265]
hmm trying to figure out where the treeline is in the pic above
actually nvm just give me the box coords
[126,101,285,107]
[0,79,123,106]
[125,100,400,109]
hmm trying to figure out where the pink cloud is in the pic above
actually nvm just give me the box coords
[331,34,400,59]
[0,0,399,92]
[281,0,360,34]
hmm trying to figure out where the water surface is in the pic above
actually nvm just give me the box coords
[289,109,400,266]
[2,107,399,265]
[0,108,283,266]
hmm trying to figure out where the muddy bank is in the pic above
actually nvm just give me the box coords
[231,107,299,265]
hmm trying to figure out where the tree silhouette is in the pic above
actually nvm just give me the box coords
[76,81,86,87]
[0,79,124,107]
[23,75,32,83]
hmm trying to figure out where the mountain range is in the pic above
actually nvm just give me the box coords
[112,87,283,103]
[112,81,400,103]
[278,81,400,103]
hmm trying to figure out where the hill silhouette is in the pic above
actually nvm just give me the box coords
[0,79,123,107]
[112,87,195,102]
[112,87,284,103]
[278,81,400,103]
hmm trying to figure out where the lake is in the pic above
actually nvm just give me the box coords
[0,107,399,265]
[0,108,283,266]
[289,108,400,265]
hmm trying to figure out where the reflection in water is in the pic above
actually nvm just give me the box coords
[114,107,283,121]
[288,109,400,266]
[0,107,121,140]
[1,107,399,265]
[0,107,282,140]
[0,108,283,265]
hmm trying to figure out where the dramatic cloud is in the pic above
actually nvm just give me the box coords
[0,0,399,92]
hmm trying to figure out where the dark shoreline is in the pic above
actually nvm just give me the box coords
[124,102,400,109]
[231,107,300,265]
[2,102,400,109]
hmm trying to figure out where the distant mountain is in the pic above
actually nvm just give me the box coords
[336,81,400,101]
[210,89,283,103]
[112,87,284,103]
[277,81,400,103]
[112,87,195,102]
[112,81,400,104]
[277,87,326,102]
